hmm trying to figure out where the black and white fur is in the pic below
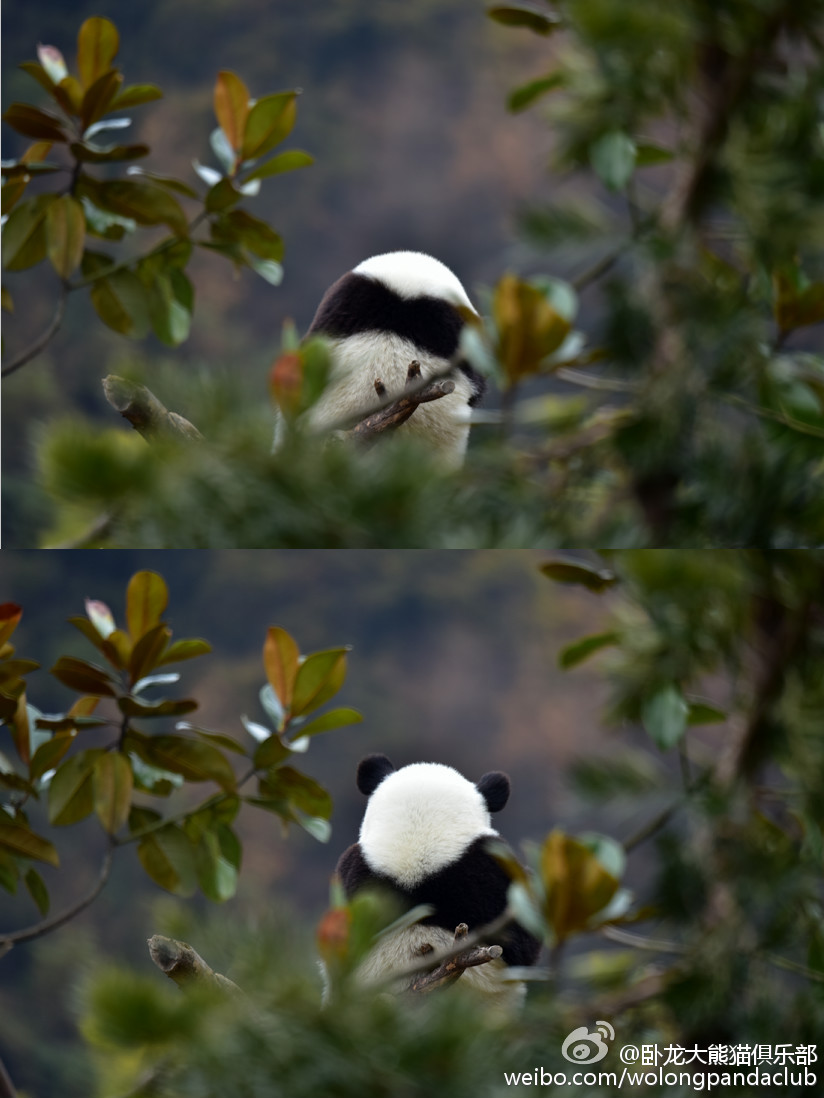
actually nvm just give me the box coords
[335,754,541,1009]
[305,251,486,468]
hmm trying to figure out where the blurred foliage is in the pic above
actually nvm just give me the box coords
[4,1,822,545]
[0,570,357,927]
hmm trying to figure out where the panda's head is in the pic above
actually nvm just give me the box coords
[356,753,510,889]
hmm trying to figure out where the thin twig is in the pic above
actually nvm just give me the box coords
[601,925,686,954]
[349,360,456,445]
[571,249,623,292]
[0,842,114,949]
[1,283,68,379]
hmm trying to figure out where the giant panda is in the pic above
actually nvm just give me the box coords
[302,251,486,469]
[335,753,542,1010]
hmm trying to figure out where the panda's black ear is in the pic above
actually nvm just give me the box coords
[357,754,395,796]
[477,771,510,813]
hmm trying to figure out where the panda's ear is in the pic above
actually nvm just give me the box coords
[357,754,395,796]
[477,771,510,813]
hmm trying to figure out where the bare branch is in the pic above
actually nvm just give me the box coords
[349,360,456,445]
[147,934,244,997]
[0,843,113,949]
[1,283,67,380]
[409,922,503,994]
[103,375,203,442]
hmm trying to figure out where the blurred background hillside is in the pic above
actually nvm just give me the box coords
[3,0,560,543]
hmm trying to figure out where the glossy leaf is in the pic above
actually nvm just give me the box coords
[125,167,197,198]
[635,142,675,167]
[48,749,104,825]
[205,178,242,214]
[263,626,299,712]
[290,706,362,743]
[137,825,196,896]
[77,16,120,90]
[214,70,249,153]
[193,830,238,902]
[129,623,172,683]
[110,84,163,110]
[541,830,619,941]
[247,256,283,285]
[118,696,198,718]
[253,735,291,770]
[263,765,333,819]
[507,73,564,112]
[642,683,688,750]
[91,180,188,235]
[135,735,236,790]
[590,131,636,192]
[24,867,50,915]
[90,276,138,334]
[558,631,620,669]
[0,604,22,648]
[45,195,86,278]
[493,274,571,384]
[488,4,562,34]
[19,61,58,97]
[243,150,314,182]
[126,571,168,642]
[540,559,618,592]
[81,69,124,129]
[176,725,247,755]
[2,103,69,143]
[0,820,59,867]
[30,731,76,781]
[37,45,68,85]
[129,753,183,796]
[51,656,117,697]
[241,92,297,160]
[291,648,349,717]
[158,638,212,665]
[2,194,56,271]
[686,699,727,725]
[93,752,133,833]
[70,141,149,164]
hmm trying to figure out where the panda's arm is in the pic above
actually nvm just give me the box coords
[335,842,381,898]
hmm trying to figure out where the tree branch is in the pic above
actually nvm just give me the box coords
[348,360,456,446]
[0,842,113,949]
[147,934,244,997]
[408,923,503,993]
[1,283,68,380]
[102,375,203,442]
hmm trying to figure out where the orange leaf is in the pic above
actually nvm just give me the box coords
[214,70,249,155]
[263,626,299,712]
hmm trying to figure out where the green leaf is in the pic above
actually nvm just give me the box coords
[635,142,674,167]
[69,141,150,164]
[488,4,562,34]
[90,274,142,334]
[290,706,362,743]
[214,70,249,153]
[135,735,236,790]
[137,825,196,895]
[294,811,332,843]
[158,638,212,665]
[247,256,283,285]
[193,830,238,901]
[129,623,172,683]
[110,84,163,110]
[126,571,168,642]
[558,631,620,669]
[215,209,284,261]
[45,195,86,278]
[2,193,56,271]
[642,684,688,750]
[129,753,183,796]
[48,749,103,825]
[179,726,248,755]
[263,626,299,711]
[24,867,50,915]
[291,648,349,717]
[20,61,59,96]
[263,765,333,819]
[243,150,314,182]
[2,103,69,142]
[30,731,76,781]
[118,696,198,718]
[0,820,59,867]
[80,69,124,129]
[590,131,637,191]
[77,16,120,90]
[50,656,117,697]
[686,699,727,725]
[205,178,242,213]
[540,559,618,592]
[242,92,297,160]
[91,180,188,236]
[93,752,133,833]
[253,735,291,770]
[507,73,564,112]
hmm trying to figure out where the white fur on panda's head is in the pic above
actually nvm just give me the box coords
[356,754,511,889]
[352,251,478,315]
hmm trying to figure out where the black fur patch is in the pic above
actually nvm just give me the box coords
[336,836,541,967]
[476,771,510,813]
[308,271,486,407]
[356,754,395,796]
